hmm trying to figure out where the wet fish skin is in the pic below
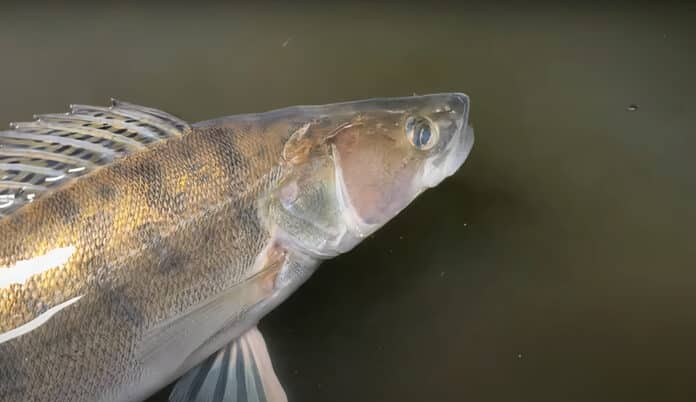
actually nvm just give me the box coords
[0,93,473,402]
[1,117,285,401]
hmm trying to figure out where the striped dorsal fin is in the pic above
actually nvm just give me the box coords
[0,99,191,218]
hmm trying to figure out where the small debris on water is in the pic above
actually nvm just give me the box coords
[517,353,523,359]
[440,271,446,278]
[398,235,404,240]
[626,104,639,112]
[282,37,292,47]
[463,223,468,227]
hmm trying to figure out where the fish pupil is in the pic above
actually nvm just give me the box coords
[417,124,431,147]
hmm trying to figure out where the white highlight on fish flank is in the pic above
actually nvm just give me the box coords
[0,295,83,344]
[0,246,76,289]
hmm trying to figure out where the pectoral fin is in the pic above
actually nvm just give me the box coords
[170,327,287,402]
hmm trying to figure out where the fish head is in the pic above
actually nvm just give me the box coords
[268,93,474,258]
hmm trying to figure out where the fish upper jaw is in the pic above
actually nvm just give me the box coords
[447,124,475,178]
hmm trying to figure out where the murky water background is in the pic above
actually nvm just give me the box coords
[1,3,695,401]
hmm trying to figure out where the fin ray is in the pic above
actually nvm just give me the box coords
[0,99,191,218]
[170,327,287,402]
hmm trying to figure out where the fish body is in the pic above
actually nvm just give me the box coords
[0,94,474,402]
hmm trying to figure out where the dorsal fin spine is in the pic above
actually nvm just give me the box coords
[112,99,189,131]
[104,108,180,138]
[0,163,64,178]
[28,120,148,150]
[0,99,191,218]
[0,148,96,167]
[37,113,163,140]
[0,131,118,157]
[0,181,46,192]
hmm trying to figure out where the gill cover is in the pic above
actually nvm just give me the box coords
[264,93,473,258]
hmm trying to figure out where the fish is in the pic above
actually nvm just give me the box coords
[0,93,474,402]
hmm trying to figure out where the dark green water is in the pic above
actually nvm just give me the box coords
[1,3,695,401]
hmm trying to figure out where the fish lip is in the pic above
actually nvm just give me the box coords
[445,124,474,179]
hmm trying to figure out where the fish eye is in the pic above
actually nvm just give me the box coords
[405,116,438,150]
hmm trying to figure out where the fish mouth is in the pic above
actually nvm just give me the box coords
[420,122,474,189]
[444,124,474,178]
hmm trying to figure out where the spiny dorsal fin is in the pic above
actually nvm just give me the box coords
[0,99,191,217]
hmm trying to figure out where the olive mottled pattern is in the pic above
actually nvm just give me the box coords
[0,116,289,402]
